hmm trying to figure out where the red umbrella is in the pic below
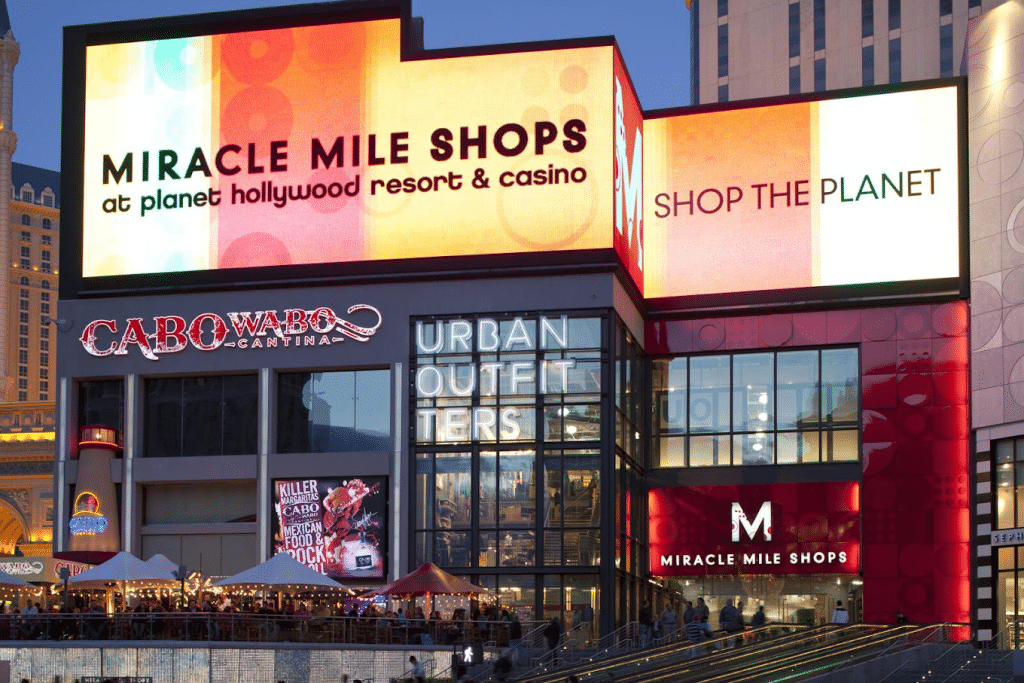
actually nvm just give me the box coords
[369,563,494,598]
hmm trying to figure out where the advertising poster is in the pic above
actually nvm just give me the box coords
[649,481,860,576]
[272,476,386,580]
[82,18,614,278]
[643,86,962,299]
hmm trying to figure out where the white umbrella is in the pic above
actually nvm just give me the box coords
[213,552,350,593]
[0,568,34,589]
[68,551,177,589]
[145,553,180,576]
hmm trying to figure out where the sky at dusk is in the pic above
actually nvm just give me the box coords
[8,0,691,171]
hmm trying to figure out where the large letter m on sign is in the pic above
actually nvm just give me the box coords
[731,501,772,542]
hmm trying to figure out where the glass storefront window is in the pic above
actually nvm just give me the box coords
[143,375,257,457]
[277,369,390,453]
[652,348,859,468]
[995,438,1024,530]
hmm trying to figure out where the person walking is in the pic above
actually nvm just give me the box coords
[544,617,562,663]
[831,600,849,625]
[660,602,678,643]
[408,655,425,683]
[638,601,654,648]
[696,597,711,639]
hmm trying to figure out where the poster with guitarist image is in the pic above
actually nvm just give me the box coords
[272,476,386,579]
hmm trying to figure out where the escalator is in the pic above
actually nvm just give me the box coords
[515,623,946,683]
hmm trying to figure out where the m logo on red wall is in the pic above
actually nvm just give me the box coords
[731,501,772,542]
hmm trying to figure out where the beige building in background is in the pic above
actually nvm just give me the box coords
[0,5,59,565]
[690,0,986,104]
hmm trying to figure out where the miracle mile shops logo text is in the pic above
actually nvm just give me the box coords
[80,304,382,360]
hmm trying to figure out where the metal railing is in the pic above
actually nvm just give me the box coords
[0,612,551,647]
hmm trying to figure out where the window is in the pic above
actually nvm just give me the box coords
[39,381,47,393]
[17,379,26,390]
[41,234,51,246]
[995,438,1024,529]
[789,3,801,58]
[19,245,29,269]
[17,350,27,364]
[20,214,29,226]
[940,0,952,15]
[19,312,28,323]
[718,23,728,78]
[41,192,53,208]
[41,250,51,273]
[20,231,29,242]
[17,366,26,378]
[20,188,32,203]
[18,337,27,348]
[19,276,28,286]
[19,324,27,337]
[888,0,900,31]
[889,37,901,83]
[718,0,728,17]
[41,281,49,290]
[39,394,47,401]
[19,289,28,300]
[40,340,48,351]
[40,326,48,339]
[41,303,49,315]
[17,392,26,402]
[277,369,392,453]
[40,353,48,366]
[863,0,874,38]
[718,83,729,102]
[19,299,28,312]
[412,313,604,571]
[814,0,825,51]
[143,375,258,457]
[40,292,49,302]
[814,58,826,91]
[652,348,860,467]
[969,0,980,8]
[863,45,875,86]
[940,23,954,77]
[39,369,47,379]
[79,379,124,433]
[790,65,801,94]
[42,218,51,230]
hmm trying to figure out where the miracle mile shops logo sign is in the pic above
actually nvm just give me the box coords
[80,304,382,360]
[648,482,861,576]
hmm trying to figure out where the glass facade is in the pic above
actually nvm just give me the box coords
[411,312,605,634]
[652,348,859,467]
[277,369,391,453]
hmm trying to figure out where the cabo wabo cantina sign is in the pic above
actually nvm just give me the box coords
[649,482,860,576]
[80,304,382,360]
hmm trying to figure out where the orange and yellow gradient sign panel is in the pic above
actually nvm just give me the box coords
[83,20,614,277]
[643,87,960,299]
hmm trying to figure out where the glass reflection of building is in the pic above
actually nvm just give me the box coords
[411,313,641,631]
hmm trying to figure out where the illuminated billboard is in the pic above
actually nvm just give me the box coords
[643,84,964,300]
[272,476,387,580]
[79,13,616,280]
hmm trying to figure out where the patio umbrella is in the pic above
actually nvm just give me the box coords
[0,568,38,601]
[145,554,180,576]
[370,563,494,598]
[68,551,177,589]
[212,552,351,594]
[369,562,494,615]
